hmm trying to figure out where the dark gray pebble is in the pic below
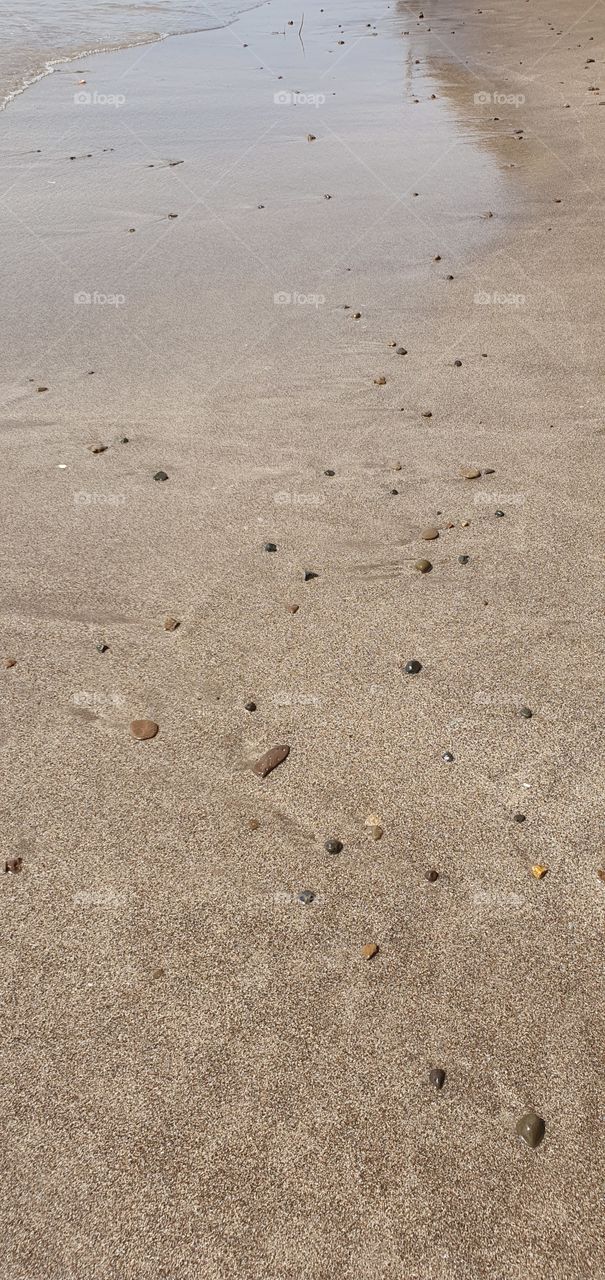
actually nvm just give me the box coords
[264,542,278,553]
[244,701,257,712]
[154,470,169,482]
[395,347,407,355]
[495,509,505,517]
[516,1112,545,1149]
[304,570,319,581]
[454,359,462,367]
[324,838,343,854]
[513,813,526,823]
[404,659,422,675]
[442,751,454,762]
[390,488,399,495]
[429,1067,446,1090]
[518,706,533,719]
[324,469,336,476]
[96,643,108,654]
[458,555,470,564]
[298,890,315,905]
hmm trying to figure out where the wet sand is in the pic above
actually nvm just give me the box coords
[1,1,604,1277]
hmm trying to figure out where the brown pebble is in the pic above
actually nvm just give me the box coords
[287,603,300,614]
[163,616,179,631]
[130,719,159,741]
[151,967,165,980]
[426,869,439,882]
[248,818,260,831]
[429,1066,446,1088]
[461,520,470,527]
[4,857,23,874]
[415,559,432,573]
[306,133,316,141]
[253,744,290,778]
[421,527,439,540]
[461,467,481,479]
[370,825,383,840]
[89,444,108,454]
[391,461,402,471]
[374,375,387,385]
[516,1112,545,1149]
[3,657,16,669]
[421,410,432,418]
[36,386,48,393]
[361,943,379,959]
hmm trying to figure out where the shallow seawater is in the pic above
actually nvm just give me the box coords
[0,0,264,106]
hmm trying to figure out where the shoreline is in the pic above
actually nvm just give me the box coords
[2,1,604,1277]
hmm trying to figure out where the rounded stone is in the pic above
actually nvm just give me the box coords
[404,659,422,675]
[324,469,336,476]
[298,890,315,905]
[374,375,387,385]
[118,436,129,444]
[458,555,470,564]
[454,359,462,367]
[264,542,278,552]
[513,812,526,823]
[426,869,439,882]
[287,603,300,613]
[164,616,179,631]
[361,943,379,959]
[89,444,107,454]
[415,559,432,573]
[390,488,399,495]
[442,751,454,762]
[516,1112,545,1149]
[421,527,439,540]
[495,509,505,517]
[461,467,481,479]
[353,312,361,319]
[244,700,257,712]
[130,719,159,740]
[3,657,16,669]
[429,1067,446,1089]
[518,706,533,719]
[395,347,407,355]
[248,818,260,830]
[153,470,169,482]
[370,825,383,841]
[95,642,108,653]
[325,838,343,855]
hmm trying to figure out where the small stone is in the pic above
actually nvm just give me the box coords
[370,825,383,840]
[495,509,505,517]
[390,488,399,496]
[429,1067,446,1089]
[597,868,605,883]
[4,856,23,874]
[461,520,470,527]
[445,521,455,529]
[388,341,397,347]
[95,642,108,653]
[374,375,387,385]
[130,719,159,740]
[3,657,16,669]
[518,706,533,719]
[253,744,290,778]
[167,212,178,219]
[306,133,316,141]
[361,943,379,959]
[454,359,462,367]
[513,813,526,823]
[516,1112,545,1149]
[153,470,169,482]
[118,436,129,444]
[421,527,439,540]
[403,659,422,675]
[446,274,454,280]
[264,542,278,552]
[151,967,165,980]
[391,461,402,471]
[37,386,48,393]
[304,570,319,581]
[89,444,107,454]
[298,889,315,905]
[164,616,179,631]
[248,818,260,830]
[484,468,496,475]
[433,254,441,261]
[287,603,300,613]
[461,467,481,479]
[426,869,439,882]
[421,410,432,418]
[353,312,361,319]
[442,751,454,763]
[324,469,335,476]
[396,347,407,355]
[531,864,548,879]
[458,555,470,565]
[324,838,343,855]
[415,559,432,573]
[244,700,257,712]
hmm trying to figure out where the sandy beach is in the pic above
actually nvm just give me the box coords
[1,1,604,1277]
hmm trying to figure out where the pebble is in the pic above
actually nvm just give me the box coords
[458,555,470,565]
[461,467,481,479]
[461,520,470,527]
[248,818,260,830]
[442,751,455,762]
[95,642,108,653]
[374,375,387,385]
[353,312,361,319]
[253,744,290,778]
[426,869,439,882]
[395,347,407,355]
[298,890,315,905]
[3,657,16,669]
[130,719,159,740]
[167,212,178,219]
[454,359,462,367]
[421,527,439,540]
[4,856,23,874]
[433,254,441,261]
[287,603,300,613]
[324,469,335,476]
[89,444,108,454]
[429,1067,446,1089]
[531,864,548,879]
[244,700,257,712]
[403,659,422,675]
[495,509,505,517]
[421,410,432,418]
[307,134,316,141]
[370,825,383,840]
[390,488,399,496]
[264,542,278,552]
[118,436,129,444]
[164,616,179,631]
[597,869,605,883]
[513,813,526,823]
[324,838,343,854]
[446,274,454,280]
[518,706,533,719]
[151,967,165,980]
[304,570,319,581]
[37,386,48,393]
[361,943,379,959]
[516,1112,545,1149]
[153,470,169,482]
[415,559,432,573]
[391,462,402,471]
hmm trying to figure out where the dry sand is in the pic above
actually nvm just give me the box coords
[1,1,604,1277]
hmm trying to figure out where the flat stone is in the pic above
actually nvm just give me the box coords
[461,467,481,479]
[516,1112,545,1149]
[325,838,343,854]
[396,347,407,355]
[531,864,548,879]
[415,559,432,573]
[89,444,108,454]
[130,719,159,740]
[518,706,533,719]
[429,1067,446,1089]
[361,943,379,959]
[374,375,387,385]
[304,570,319,581]
[421,527,439,541]
[495,509,505,517]
[287,603,300,613]
[324,469,335,476]
[153,470,169,482]
[513,813,526,823]
[253,744,290,778]
[298,890,315,905]
[391,461,402,471]
[3,657,16,669]
[244,701,257,712]
[164,616,179,631]
[421,410,432,418]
